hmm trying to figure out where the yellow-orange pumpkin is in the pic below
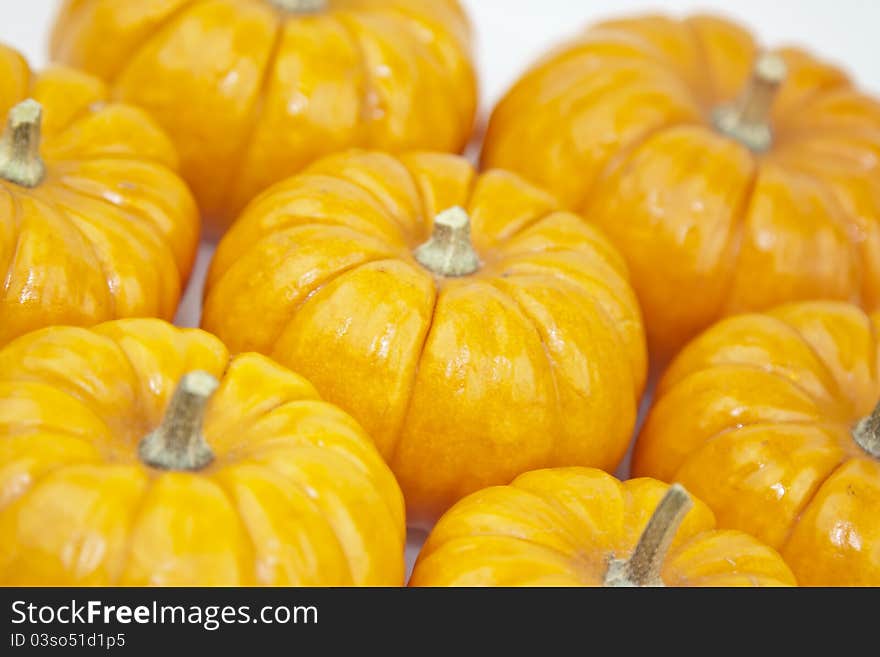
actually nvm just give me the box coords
[483,13,880,359]
[51,0,478,232]
[0,44,199,347]
[0,318,405,585]
[635,301,880,586]
[410,468,796,587]
[202,150,647,525]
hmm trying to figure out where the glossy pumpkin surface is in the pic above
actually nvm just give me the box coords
[51,0,478,231]
[635,301,880,586]
[0,318,405,585]
[0,44,199,347]
[410,468,796,586]
[202,150,647,525]
[483,13,880,358]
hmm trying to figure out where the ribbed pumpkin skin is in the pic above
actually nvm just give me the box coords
[483,13,880,359]
[0,44,199,347]
[410,468,796,587]
[202,150,647,526]
[635,301,880,586]
[0,319,405,586]
[50,0,478,231]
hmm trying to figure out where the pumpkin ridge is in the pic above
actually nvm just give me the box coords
[486,208,561,250]
[510,472,625,567]
[320,167,422,244]
[867,306,880,384]
[283,440,406,549]
[100,332,149,436]
[265,253,403,357]
[205,472,260,585]
[39,189,119,319]
[375,8,469,143]
[247,451,358,585]
[243,400,403,513]
[103,0,207,89]
[431,484,588,559]
[379,263,440,470]
[671,363,845,429]
[0,435,102,513]
[498,270,641,406]
[376,6,474,132]
[332,12,378,149]
[771,49,854,126]
[0,184,21,297]
[218,9,284,217]
[397,158,434,241]
[778,456,852,554]
[0,385,115,443]
[669,421,849,548]
[0,334,148,442]
[31,75,109,138]
[682,16,718,106]
[414,534,584,585]
[209,461,347,586]
[112,475,156,585]
[716,163,769,315]
[760,314,850,410]
[3,188,117,326]
[46,179,181,319]
[398,154,478,241]
[580,117,696,214]
[765,163,865,310]
[771,307,869,411]
[486,279,563,456]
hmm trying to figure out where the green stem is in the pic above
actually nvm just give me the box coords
[853,400,880,459]
[604,484,693,587]
[138,371,220,471]
[0,99,46,188]
[414,206,481,277]
[713,53,787,153]
[267,0,327,12]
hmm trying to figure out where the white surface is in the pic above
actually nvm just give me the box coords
[2,0,879,582]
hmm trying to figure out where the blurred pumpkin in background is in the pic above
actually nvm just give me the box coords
[202,150,647,525]
[635,301,880,586]
[410,468,796,587]
[483,13,880,360]
[0,44,198,347]
[0,318,405,585]
[51,0,478,232]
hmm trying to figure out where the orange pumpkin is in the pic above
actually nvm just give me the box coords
[0,44,199,347]
[483,13,880,359]
[635,301,880,586]
[51,0,478,232]
[202,150,647,525]
[410,468,796,587]
[0,318,405,585]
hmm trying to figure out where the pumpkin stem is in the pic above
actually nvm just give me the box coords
[415,206,481,277]
[713,52,787,153]
[267,0,327,12]
[853,400,880,459]
[0,99,46,188]
[604,484,693,587]
[138,371,219,471]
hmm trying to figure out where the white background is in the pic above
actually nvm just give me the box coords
[3,0,879,579]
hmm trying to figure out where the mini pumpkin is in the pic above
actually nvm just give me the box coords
[483,13,880,358]
[51,0,478,231]
[0,44,199,347]
[0,318,405,585]
[410,468,796,587]
[202,150,647,525]
[635,301,880,586]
